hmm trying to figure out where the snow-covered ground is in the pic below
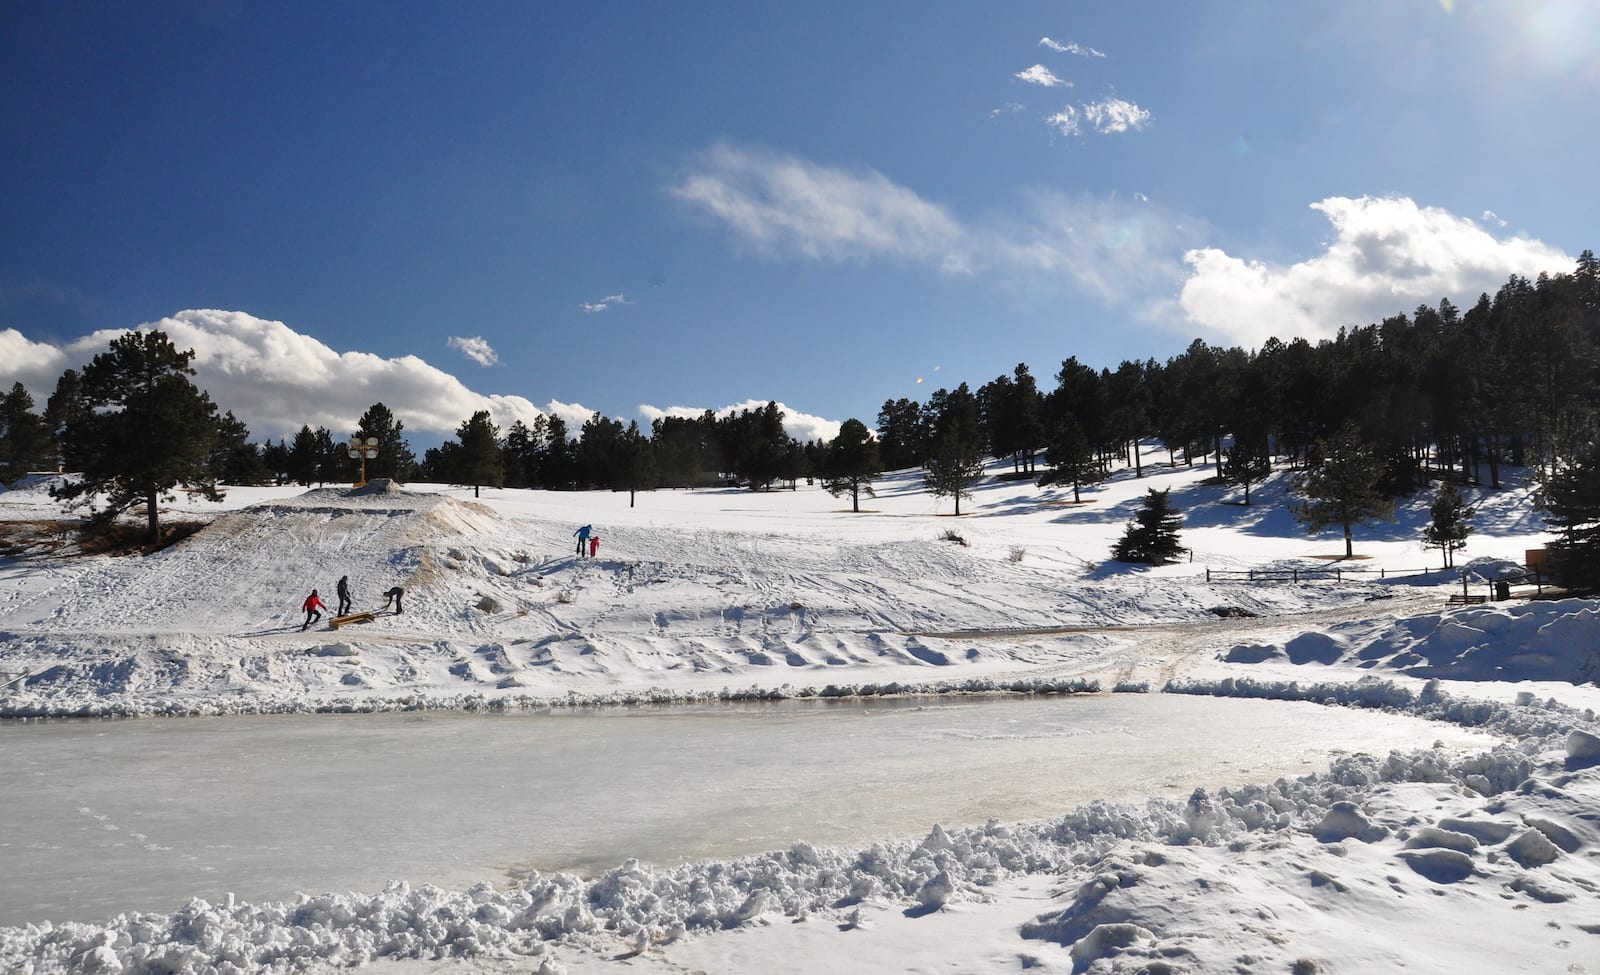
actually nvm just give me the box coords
[2,452,1598,973]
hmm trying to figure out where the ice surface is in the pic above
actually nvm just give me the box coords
[0,694,1490,926]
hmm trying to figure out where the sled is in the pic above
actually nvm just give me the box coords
[330,611,377,630]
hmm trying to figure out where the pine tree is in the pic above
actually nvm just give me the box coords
[287,426,319,486]
[454,410,504,497]
[1422,481,1474,569]
[1112,487,1187,564]
[0,382,53,485]
[1037,415,1101,502]
[1538,445,1600,593]
[1291,422,1396,558]
[44,368,91,470]
[822,418,882,512]
[52,330,223,545]
[923,435,985,516]
[209,410,271,485]
[1223,431,1272,505]
[611,420,657,507]
[354,402,417,482]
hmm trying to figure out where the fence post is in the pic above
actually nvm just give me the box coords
[1206,567,1211,583]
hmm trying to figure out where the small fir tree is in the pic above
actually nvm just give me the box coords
[1422,481,1474,568]
[822,418,882,512]
[1290,422,1395,558]
[1112,487,1187,564]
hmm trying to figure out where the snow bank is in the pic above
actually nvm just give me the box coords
[1215,598,1600,685]
[5,680,1593,973]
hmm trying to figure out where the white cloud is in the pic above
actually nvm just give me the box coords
[1014,64,1069,87]
[447,335,499,367]
[581,294,630,314]
[0,328,69,397]
[670,144,966,270]
[1046,107,1081,137]
[0,310,545,440]
[640,401,842,444]
[673,143,1198,317]
[1083,97,1151,134]
[1178,196,1573,348]
[1039,37,1106,58]
[1482,209,1508,228]
[545,399,601,431]
[989,102,1025,118]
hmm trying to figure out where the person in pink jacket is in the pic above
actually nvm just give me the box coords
[301,589,327,631]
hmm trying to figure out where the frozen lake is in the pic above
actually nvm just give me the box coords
[0,693,1493,926]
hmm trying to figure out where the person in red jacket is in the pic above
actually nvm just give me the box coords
[301,589,327,631]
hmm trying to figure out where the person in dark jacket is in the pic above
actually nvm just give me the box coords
[382,586,405,614]
[336,576,352,617]
[301,589,327,631]
[574,524,593,557]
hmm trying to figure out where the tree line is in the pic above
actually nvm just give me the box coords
[2,250,1599,578]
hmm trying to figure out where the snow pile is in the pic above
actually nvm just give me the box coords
[3,681,1593,973]
[1219,598,1600,684]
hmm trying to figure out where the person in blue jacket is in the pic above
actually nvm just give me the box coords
[574,524,593,557]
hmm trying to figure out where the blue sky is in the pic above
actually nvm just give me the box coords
[2,1,1595,445]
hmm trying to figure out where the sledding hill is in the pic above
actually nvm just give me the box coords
[4,485,501,636]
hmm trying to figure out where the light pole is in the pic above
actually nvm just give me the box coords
[347,437,380,487]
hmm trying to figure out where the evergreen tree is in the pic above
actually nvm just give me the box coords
[1112,487,1187,564]
[1037,415,1100,502]
[1422,481,1474,569]
[0,382,53,485]
[576,412,624,488]
[45,368,91,470]
[454,410,504,497]
[610,420,657,507]
[1290,422,1396,558]
[1538,445,1600,593]
[209,410,271,485]
[502,419,540,488]
[1223,431,1273,505]
[822,418,882,512]
[540,414,574,489]
[312,426,342,485]
[876,397,927,471]
[287,426,319,486]
[354,402,417,482]
[923,434,985,516]
[53,330,223,545]
[260,438,290,484]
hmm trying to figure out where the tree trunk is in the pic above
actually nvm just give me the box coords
[852,482,860,513]
[1343,525,1353,559]
[145,489,160,546]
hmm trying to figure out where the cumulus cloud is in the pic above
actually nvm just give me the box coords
[639,401,842,444]
[0,310,545,440]
[1178,196,1573,347]
[1014,64,1069,87]
[670,144,967,271]
[581,294,630,314]
[1083,97,1151,134]
[0,328,69,396]
[1039,37,1105,58]
[447,335,499,367]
